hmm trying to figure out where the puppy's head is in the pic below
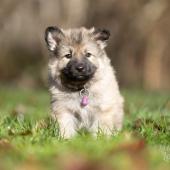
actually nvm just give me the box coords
[45,26,110,90]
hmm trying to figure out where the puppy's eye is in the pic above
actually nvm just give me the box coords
[65,53,72,59]
[86,52,92,58]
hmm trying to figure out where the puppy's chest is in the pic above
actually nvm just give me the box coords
[65,92,101,111]
[64,92,101,125]
[75,95,100,128]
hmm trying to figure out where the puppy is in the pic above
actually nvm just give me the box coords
[45,26,124,138]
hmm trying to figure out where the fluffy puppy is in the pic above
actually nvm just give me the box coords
[45,26,124,138]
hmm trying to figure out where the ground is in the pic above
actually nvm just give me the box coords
[0,86,170,170]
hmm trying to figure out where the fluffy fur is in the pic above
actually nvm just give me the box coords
[45,27,124,138]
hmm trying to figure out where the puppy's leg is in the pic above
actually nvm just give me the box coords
[90,109,123,137]
[53,113,78,139]
[112,109,124,131]
[90,117,112,137]
[98,113,114,136]
[89,120,99,137]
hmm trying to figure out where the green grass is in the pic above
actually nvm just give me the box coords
[0,87,170,170]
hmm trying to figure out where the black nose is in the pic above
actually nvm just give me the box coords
[76,63,85,72]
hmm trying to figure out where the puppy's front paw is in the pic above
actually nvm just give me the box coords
[56,113,78,139]
[59,128,77,139]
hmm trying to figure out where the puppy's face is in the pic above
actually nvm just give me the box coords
[45,27,110,90]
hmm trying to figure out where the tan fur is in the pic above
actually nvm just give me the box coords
[47,27,124,139]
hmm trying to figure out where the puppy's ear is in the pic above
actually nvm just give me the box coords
[92,28,110,49]
[45,26,64,51]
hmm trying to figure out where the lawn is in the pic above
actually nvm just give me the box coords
[0,86,170,170]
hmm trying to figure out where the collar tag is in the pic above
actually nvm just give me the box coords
[80,86,89,107]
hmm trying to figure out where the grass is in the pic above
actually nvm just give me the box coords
[0,86,170,170]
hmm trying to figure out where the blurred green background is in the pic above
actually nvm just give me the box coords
[1,0,170,91]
